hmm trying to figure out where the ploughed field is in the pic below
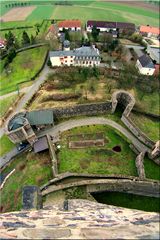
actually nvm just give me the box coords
[57,125,137,176]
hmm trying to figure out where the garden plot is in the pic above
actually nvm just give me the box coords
[1,6,36,22]
[68,133,105,149]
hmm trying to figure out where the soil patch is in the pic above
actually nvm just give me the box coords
[112,145,121,152]
[69,139,105,148]
[1,6,36,22]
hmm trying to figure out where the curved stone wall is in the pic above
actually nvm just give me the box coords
[41,178,160,198]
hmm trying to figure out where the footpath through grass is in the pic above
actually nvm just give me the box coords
[0,46,48,95]
[58,125,137,176]
[92,191,160,212]
[0,151,52,212]
[0,135,15,157]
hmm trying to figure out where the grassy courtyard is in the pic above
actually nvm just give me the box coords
[0,46,48,95]
[0,151,52,212]
[58,125,137,176]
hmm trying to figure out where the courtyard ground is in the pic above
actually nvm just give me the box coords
[58,125,137,176]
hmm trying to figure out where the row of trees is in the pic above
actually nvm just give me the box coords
[3,30,36,67]
[5,2,30,8]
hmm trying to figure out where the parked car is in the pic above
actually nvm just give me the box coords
[17,142,28,151]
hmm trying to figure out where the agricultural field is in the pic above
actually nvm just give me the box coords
[0,46,48,95]
[26,5,54,21]
[1,6,36,22]
[0,1,159,26]
[58,125,137,176]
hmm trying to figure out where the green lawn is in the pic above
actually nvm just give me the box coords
[1,151,52,212]
[144,157,160,181]
[26,5,54,21]
[92,191,160,212]
[58,125,137,176]
[130,113,159,142]
[0,46,48,95]
[0,95,18,118]
[0,135,15,157]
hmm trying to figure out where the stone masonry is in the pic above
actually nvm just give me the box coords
[0,199,159,239]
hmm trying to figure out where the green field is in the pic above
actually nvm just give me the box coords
[0,46,48,95]
[58,125,137,176]
[0,1,159,27]
[26,5,54,21]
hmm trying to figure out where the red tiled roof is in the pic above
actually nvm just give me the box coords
[140,26,160,35]
[58,20,81,28]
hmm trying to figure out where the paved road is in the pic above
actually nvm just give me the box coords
[0,64,54,138]
[39,117,150,153]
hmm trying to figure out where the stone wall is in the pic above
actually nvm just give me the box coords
[135,152,146,179]
[111,90,158,156]
[121,115,154,148]
[0,199,159,239]
[47,135,58,177]
[51,101,112,119]
[42,179,160,198]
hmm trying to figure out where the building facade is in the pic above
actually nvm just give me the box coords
[58,20,81,31]
[140,25,160,39]
[86,20,135,33]
[49,46,100,67]
[136,54,155,75]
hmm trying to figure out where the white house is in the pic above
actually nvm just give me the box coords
[86,20,135,34]
[49,45,100,67]
[58,20,81,32]
[136,54,155,75]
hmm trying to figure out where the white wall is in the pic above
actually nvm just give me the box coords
[136,60,155,75]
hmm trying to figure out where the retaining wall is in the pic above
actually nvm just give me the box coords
[135,152,145,179]
[47,135,58,177]
[42,178,160,198]
[51,101,112,119]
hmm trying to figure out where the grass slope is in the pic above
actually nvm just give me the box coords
[130,113,159,142]
[0,151,52,212]
[0,95,17,118]
[0,46,48,95]
[0,135,15,157]
[52,3,159,26]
